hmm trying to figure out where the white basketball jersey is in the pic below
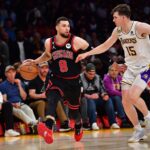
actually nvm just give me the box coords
[117,21,150,70]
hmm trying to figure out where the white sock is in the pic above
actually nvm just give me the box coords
[144,111,150,120]
[134,123,142,130]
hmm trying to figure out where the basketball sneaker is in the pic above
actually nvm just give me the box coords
[128,128,145,143]
[83,122,90,131]
[5,129,20,137]
[37,122,53,144]
[74,124,83,142]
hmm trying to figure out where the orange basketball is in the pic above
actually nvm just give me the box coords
[19,63,38,80]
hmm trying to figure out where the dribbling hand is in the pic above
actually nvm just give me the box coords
[22,59,36,66]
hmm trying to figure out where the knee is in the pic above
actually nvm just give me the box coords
[15,109,24,115]
[24,105,34,113]
[128,91,139,104]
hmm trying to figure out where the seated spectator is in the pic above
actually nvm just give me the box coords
[0,65,37,126]
[103,64,130,127]
[80,63,120,130]
[0,91,20,137]
[28,62,71,132]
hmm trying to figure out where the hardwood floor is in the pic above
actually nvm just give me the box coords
[0,129,150,150]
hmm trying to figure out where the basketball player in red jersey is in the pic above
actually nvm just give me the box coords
[24,17,90,144]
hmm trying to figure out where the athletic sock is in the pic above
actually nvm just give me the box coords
[134,123,142,130]
[45,118,55,129]
[144,111,150,120]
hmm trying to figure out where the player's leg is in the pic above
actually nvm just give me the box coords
[69,108,83,141]
[122,87,145,143]
[37,90,60,144]
[129,85,149,117]
[122,87,139,126]
[121,68,146,142]
[66,80,83,142]
[130,70,150,135]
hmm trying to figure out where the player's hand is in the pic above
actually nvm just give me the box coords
[22,59,36,65]
[75,53,89,63]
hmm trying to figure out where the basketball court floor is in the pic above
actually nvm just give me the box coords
[0,129,150,150]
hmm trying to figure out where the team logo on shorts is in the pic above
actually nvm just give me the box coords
[130,31,134,35]
[143,74,148,79]
[66,43,71,49]
[141,69,150,83]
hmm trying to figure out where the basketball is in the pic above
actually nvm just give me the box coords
[19,63,38,80]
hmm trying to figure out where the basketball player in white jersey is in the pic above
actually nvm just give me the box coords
[76,4,150,142]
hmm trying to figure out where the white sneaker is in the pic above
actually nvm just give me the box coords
[139,120,146,127]
[110,123,120,129]
[5,129,20,137]
[92,123,99,130]
[128,128,145,143]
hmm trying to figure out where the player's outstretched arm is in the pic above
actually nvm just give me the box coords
[136,22,150,37]
[75,28,118,62]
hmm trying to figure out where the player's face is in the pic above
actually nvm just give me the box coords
[56,21,70,38]
[85,70,96,80]
[113,12,124,27]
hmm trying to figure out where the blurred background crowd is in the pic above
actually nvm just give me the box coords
[0,0,150,137]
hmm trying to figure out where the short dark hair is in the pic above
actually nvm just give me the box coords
[56,16,69,25]
[111,4,131,18]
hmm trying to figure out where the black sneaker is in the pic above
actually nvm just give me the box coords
[29,125,38,134]
[83,122,90,130]
[59,121,72,132]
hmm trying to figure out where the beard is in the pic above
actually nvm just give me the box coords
[60,33,69,38]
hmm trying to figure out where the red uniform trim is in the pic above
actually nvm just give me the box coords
[50,86,64,97]
[54,34,71,47]
[63,100,80,110]
[54,74,80,80]
[46,81,64,97]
